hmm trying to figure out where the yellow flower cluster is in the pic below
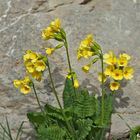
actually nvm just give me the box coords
[99,51,134,91]
[77,34,94,60]
[24,50,46,81]
[13,76,31,94]
[42,18,61,40]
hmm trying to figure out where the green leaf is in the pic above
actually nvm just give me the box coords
[63,78,75,108]
[130,126,140,140]
[76,118,93,140]
[60,28,66,39]
[37,125,66,140]
[92,57,99,64]
[55,44,64,49]
[45,104,64,121]
[104,95,113,125]
[54,33,64,41]
[94,42,101,50]
[73,90,96,118]
[27,112,46,126]
[90,127,107,140]
[95,95,113,126]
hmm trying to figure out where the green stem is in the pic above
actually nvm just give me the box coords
[100,51,105,125]
[64,38,77,95]
[47,60,77,139]
[32,83,43,112]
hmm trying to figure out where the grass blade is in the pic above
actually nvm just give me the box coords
[5,117,13,140]
[15,121,24,140]
[0,123,11,139]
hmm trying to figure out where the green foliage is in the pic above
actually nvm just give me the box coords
[27,78,113,140]
[75,118,93,140]
[73,89,96,118]
[129,126,140,140]
[63,78,75,108]
[37,125,67,140]
[95,95,113,126]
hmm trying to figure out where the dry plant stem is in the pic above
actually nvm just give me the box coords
[47,60,77,139]
[32,83,43,112]
[100,51,105,125]
[64,38,77,96]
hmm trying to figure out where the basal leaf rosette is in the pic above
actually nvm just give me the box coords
[98,51,134,91]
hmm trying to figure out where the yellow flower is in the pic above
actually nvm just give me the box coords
[50,18,61,32]
[77,49,93,60]
[80,34,93,48]
[20,85,31,94]
[104,65,114,76]
[22,76,31,84]
[77,34,94,60]
[74,79,79,88]
[13,80,22,88]
[66,72,75,79]
[42,18,61,40]
[110,82,120,91]
[120,53,131,60]
[13,77,32,94]
[123,67,134,80]
[24,50,38,62]
[118,56,128,67]
[104,51,117,65]
[31,71,42,81]
[82,64,91,73]
[42,27,54,40]
[98,73,107,83]
[25,62,35,73]
[46,48,55,55]
[35,60,46,72]
[112,69,123,80]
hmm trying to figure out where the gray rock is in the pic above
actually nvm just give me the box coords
[0,0,140,139]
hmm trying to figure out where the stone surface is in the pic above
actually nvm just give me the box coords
[0,0,140,139]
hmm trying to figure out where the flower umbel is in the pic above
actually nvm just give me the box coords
[77,34,94,60]
[42,18,61,40]
[103,51,133,91]
[24,50,46,81]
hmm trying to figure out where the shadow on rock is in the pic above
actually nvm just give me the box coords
[80,78,130,110]
[44,67,65,94]
[80,78,100,95]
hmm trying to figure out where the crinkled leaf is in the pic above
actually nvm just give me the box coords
[73,90,96,118]
[76,118,93,140]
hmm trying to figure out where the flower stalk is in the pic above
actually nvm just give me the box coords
[46,59,77,139]
[32,83,43,112]
[64,37,77,96]
[100,51,105,125]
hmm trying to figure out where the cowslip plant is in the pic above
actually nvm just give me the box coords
[12,18,134,140]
